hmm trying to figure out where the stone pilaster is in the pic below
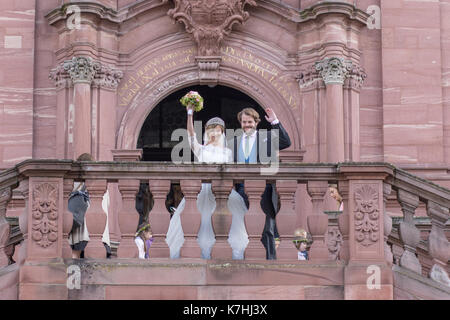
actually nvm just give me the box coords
[49,57,123,160]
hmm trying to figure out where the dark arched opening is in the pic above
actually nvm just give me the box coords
[137,85,270,161]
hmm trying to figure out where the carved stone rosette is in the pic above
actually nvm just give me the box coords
[31,183,59,248]
[49,57,123,89]
[354,184,380,247]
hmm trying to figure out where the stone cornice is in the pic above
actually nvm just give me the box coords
[45,0,370,29]
[298,1,370,26]
[45,2,120,26]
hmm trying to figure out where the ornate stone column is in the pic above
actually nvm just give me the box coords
[63,56,99,159]
[50,57,122,161]
[315,57,352,163]
[397,189,422,274]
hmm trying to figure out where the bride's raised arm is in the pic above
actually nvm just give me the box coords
[186,103,202,160]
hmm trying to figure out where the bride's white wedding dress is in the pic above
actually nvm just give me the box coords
[165,133,249,259]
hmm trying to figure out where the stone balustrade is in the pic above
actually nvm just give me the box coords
[0,160,449,289]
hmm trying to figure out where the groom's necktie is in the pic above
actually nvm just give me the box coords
[244,134,250,161]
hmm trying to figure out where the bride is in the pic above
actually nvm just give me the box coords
[165,103,249,260]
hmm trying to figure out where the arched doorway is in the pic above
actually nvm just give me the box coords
[137,85,271,161]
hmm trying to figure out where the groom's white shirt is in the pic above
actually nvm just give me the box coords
[240,119,279,154]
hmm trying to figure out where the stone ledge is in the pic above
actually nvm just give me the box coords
[392,265,450,299]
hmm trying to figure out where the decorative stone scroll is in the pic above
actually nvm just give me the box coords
[353,184,380,247]
[31,183,59,248]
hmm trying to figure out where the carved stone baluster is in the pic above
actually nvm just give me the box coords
[179,179,202,258]
[12,181,30,265]
[337,180,349,261]
[325,211,342,261]
[397,189,421,274]
[62,179,74,259]
[276,180,298,259]
[117,179,140,258]
[148,180,171,258]
[383,183,393,266]
[426,201,450,286]
[0,188,12,267]
[307,181,329,260]
[211,179,233,259]
[243,180,267,259]
[84,179,108,258]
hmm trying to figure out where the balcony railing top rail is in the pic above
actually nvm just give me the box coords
[2,159,449,206]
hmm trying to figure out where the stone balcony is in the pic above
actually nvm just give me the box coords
[0,160,449,299]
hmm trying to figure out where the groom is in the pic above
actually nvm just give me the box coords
[230,107,291,260]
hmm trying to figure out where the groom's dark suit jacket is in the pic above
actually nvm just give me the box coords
[229,122,292,163]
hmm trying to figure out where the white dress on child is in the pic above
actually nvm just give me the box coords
[165,133,249,259]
